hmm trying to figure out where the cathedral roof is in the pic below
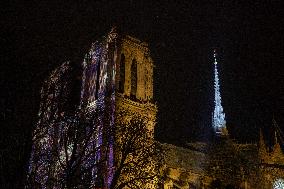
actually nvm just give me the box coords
[161,143,206,173]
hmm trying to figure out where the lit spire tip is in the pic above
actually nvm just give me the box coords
[213,49,217,65]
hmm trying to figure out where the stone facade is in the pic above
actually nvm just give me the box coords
[26,29,158,188]
[114,33,284,189]
[160,131,284,189]
[113,34,158,189]
[116,35,154,102]
[115,34,157,129]
[259,129,284,189]
[27,28,284,188]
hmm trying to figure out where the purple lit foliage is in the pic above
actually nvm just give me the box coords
[27,29,118,188]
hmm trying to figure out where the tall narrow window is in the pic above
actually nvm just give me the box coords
[119,54,125,93]
[130,59,137,99]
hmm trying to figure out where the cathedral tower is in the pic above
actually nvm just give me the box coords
[115,35,157,131]
[112,34,158,189]
[212,50,228,136]
[26,29,158,189]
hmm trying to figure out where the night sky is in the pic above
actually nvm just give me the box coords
[1,0,284,186]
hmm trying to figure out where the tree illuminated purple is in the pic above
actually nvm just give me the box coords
[26,28,118,188]
[212,50,227,135]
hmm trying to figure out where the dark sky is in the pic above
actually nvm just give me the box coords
[1,0,284,185]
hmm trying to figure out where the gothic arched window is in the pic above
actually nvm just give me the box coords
[130,59,137,99]
[119,54,125,93]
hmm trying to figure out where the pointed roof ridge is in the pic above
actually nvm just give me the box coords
[271,117,284,158]
[259,127,270,163]
[272,116,284,146]
[259,128,267,150]
[259,128,265,143]
[274,129,278,145]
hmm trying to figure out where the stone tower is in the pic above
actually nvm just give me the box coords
[115,35,157,131]
[26,29,158,189]
[112,35,159,189]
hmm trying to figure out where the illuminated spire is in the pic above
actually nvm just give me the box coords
[212,50,228,136]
